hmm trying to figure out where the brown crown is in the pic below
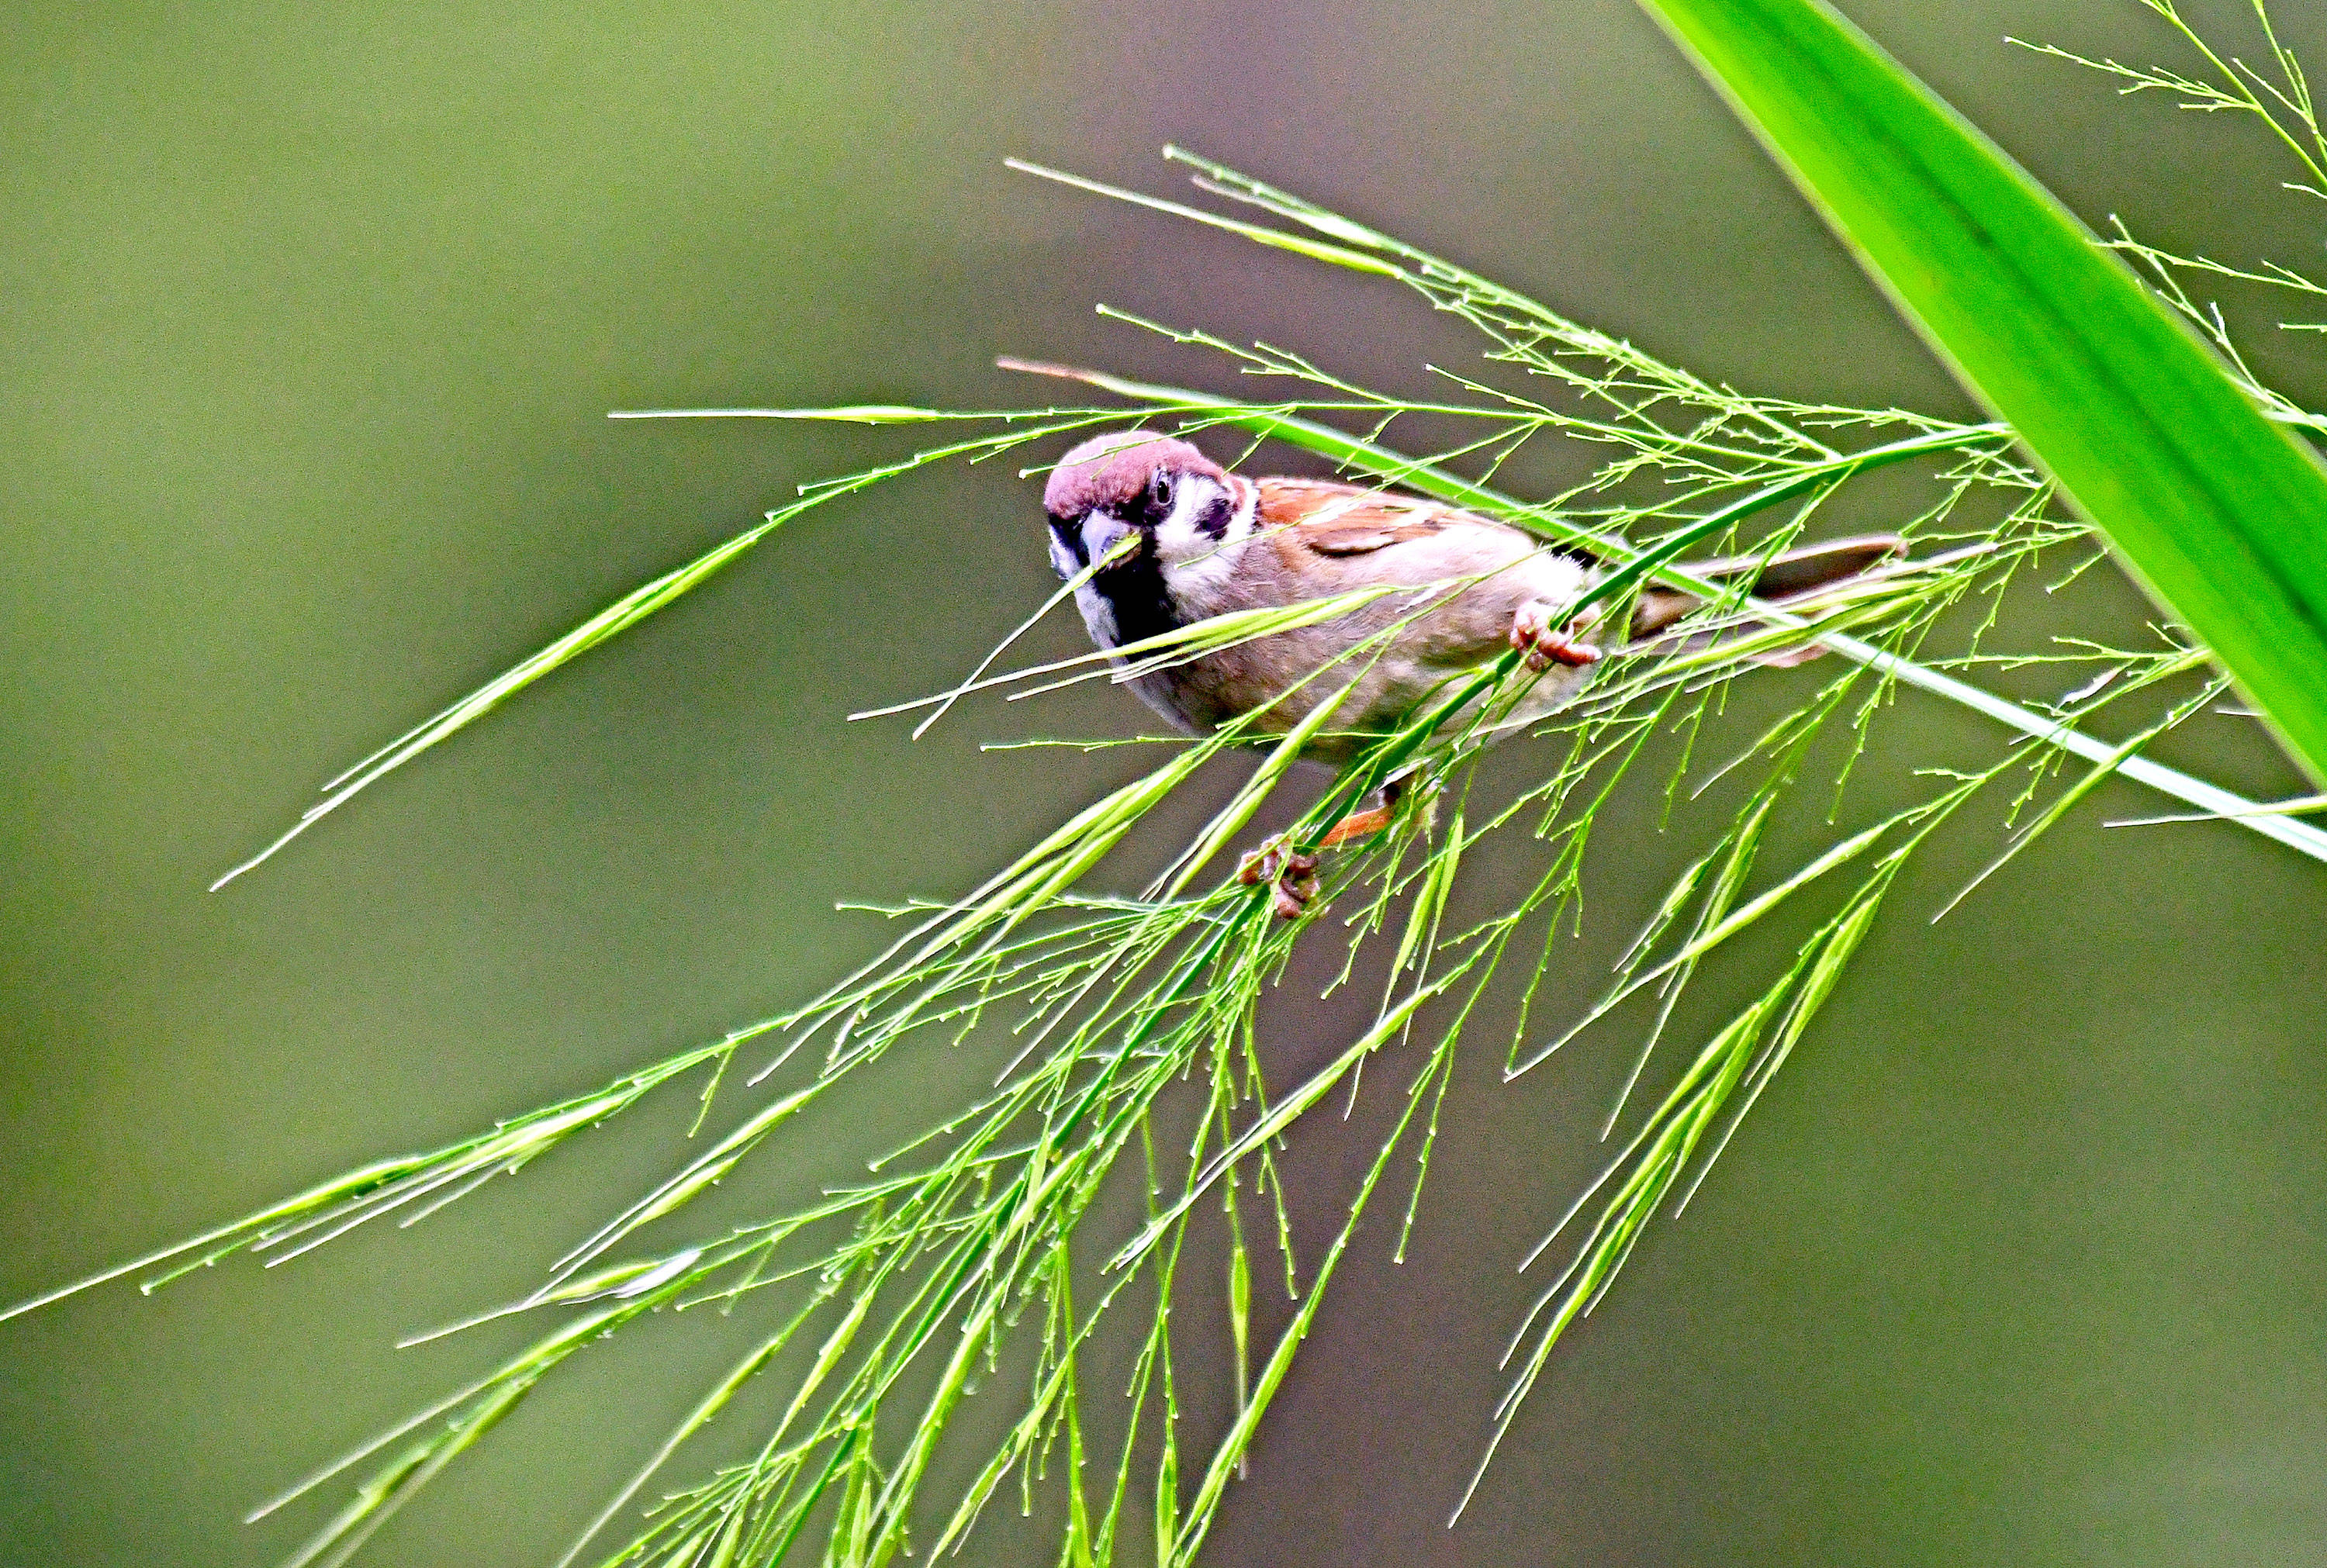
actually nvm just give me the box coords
[1042,431,1224,519]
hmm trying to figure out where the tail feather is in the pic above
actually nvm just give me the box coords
[1629,532,1906,641]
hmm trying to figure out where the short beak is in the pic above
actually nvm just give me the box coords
[1080,511,1136,571]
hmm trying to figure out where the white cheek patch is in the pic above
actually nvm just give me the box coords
[1150,478,1253,610]
[1047,531,1080,579]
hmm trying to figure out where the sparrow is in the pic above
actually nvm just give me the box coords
[1040,430,1898,913]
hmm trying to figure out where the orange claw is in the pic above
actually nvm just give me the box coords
[1510,603,1604,672]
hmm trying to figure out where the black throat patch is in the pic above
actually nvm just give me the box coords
[1087,529,1180,649]
[1050,492,1192,651]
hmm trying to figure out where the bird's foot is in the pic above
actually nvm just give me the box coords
[1510,602,1603,672]
[1236,841,1320,920]
[1236,782,1414,920]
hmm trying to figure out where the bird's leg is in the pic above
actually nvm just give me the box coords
[1318,803,1392,848]
[1319,775,1408,851]
[1510,600,1604,672]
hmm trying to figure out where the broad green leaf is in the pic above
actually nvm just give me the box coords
[1630,0,2327,786]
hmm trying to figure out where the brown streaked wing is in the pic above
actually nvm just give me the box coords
[1257,477,1454,557]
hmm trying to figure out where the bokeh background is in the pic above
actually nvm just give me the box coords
[6,2,2326,1563]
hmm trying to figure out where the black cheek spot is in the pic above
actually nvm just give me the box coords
[1194,492,1233,541]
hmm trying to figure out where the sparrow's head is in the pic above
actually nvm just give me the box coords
[1042,431,1237,580]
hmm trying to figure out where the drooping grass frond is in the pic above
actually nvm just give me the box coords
[15,50,2327,1566]
[2018,2,2327,349]
[2014,1,2327,205]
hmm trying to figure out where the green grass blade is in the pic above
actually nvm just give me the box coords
[1629,0,2327,786]
[207,418,1105,889]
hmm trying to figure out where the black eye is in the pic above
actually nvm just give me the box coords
[1150,471,1174,512]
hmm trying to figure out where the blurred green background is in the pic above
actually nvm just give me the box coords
[5,2,2325,1563]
